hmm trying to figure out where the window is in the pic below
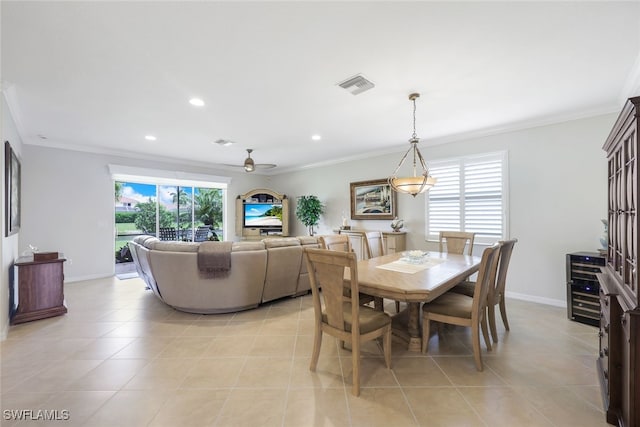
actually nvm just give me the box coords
[425,151,508,245]
[110,164,230,245]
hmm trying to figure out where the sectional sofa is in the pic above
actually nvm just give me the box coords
[129,235,319,314]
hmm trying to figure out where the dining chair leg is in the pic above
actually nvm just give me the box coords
[481,314,492,352]
[472,324,484,371]
[351,338,361,396]
[395,301,401,313]
[499,297,510,331]
[310,329,322,372]
[488,304,499,343]
[383,328,392,369]
[421,316,431,353]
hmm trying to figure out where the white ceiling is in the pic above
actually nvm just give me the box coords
[2,1,640,174]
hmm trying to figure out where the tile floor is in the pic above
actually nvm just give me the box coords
[1,276,610,426]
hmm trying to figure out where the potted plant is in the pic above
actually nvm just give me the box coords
[296,195,324,235]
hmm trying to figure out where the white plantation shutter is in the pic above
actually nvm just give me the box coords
[426,152,507,244]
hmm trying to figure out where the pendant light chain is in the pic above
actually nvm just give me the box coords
[412,96,417,141]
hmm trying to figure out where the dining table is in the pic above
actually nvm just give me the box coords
[345,251,482,352]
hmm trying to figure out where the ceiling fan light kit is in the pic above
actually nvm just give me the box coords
[244,149,256,172]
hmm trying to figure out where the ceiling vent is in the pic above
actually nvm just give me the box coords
[213,139,234,146]
[337,74,375,95]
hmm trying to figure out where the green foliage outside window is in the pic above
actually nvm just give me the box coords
[134,198,174,233]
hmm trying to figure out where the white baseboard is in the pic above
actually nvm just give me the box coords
[505,291,566,308]
[64,273,113,283]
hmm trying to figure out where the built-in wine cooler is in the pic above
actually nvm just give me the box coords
[566,252,605,327]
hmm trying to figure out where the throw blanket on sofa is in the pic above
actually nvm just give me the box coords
[198,241,233,277]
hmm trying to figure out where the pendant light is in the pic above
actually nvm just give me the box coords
[388,93,436,197]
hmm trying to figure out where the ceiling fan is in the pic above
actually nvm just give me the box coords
[225,149,276,172]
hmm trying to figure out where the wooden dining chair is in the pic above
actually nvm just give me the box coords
[439,231,475,255]
[304,247,392,396]
[319,234,352,252]
[319,235,380,309]
[362,231,403,313]
[421,242,501,371]
[450,239,518,343]
[363,231,385,259]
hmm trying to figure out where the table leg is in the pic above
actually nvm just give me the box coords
[406,302,422,352]
[390,302,423,352]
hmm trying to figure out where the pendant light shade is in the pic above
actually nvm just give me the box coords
[388,93,436,197]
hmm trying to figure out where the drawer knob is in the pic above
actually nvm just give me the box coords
[604,348,609,356]
[604,325,609,334]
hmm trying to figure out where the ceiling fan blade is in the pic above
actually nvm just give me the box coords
[219,149,277,171]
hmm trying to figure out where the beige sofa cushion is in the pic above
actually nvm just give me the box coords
[149,247,267,313]
[262,237,303,302]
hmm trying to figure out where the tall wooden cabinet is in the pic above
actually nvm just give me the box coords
[597,95,640,427]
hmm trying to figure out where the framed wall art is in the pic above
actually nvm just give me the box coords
[350,179,396,220]
[5,141,21,236]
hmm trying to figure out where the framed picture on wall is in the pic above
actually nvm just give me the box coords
[5,141,21,236]
[350,179,396,220]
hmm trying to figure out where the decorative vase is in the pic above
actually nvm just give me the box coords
[390,217,404,232]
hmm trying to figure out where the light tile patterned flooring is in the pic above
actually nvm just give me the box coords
[1,276,610,426]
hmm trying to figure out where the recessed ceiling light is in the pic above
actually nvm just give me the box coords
[189,98,205,107]
[145,135,157,141]
[311,134,322,141]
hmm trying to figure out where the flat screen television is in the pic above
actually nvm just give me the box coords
[243,203,283,228]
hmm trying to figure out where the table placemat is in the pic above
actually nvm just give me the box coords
[376,258,445,274]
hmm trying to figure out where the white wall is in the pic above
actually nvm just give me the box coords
[272,113,616,306]
[1,94,23,340]
[20,145,270,281]
[14,112,617,323]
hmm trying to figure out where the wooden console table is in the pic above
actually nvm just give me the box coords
[11,255,67,324]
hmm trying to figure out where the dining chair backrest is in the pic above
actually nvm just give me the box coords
[439,231,475,256]
[306,248,360,331]
[159,227,177,241]
[492,239,518,305]
[319,234,352,253]
[363,231,385,259]
[484,238,518,342]
[194,226,210,242]
[473,242,502,319]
